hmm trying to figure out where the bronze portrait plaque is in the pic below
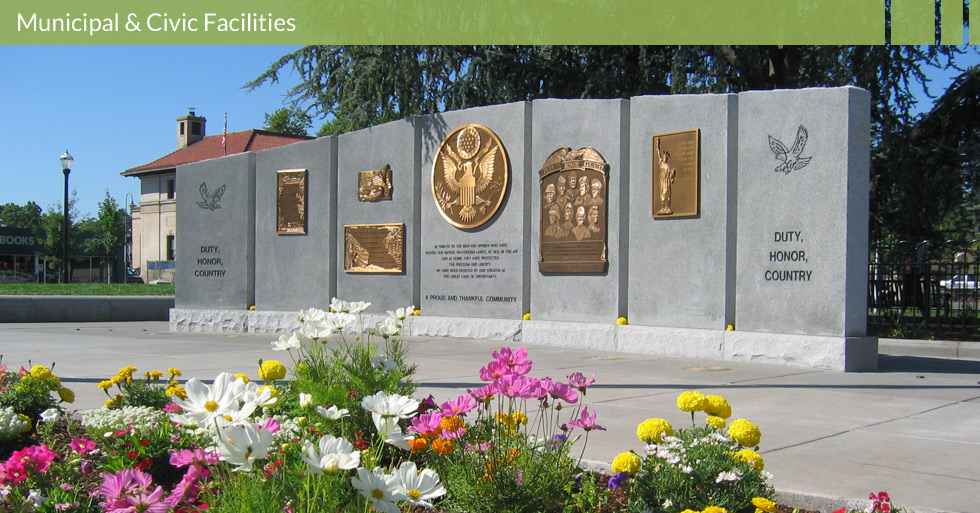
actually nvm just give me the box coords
[344,223,405,273]
[652,129,700,218]
[538,147,609,273]
[358,164,393,202]
[431,124,509,229]
[277,169,307,234]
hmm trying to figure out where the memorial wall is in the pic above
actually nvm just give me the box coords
[171,87,877,371]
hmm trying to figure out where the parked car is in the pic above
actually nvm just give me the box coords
[126,269,144,284]
[939,274,977,290]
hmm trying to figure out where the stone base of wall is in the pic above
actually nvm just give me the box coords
[0,296,173,323]
[170,309,878,371]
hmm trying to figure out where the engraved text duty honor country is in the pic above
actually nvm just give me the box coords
[344,223,405,273]
[652,129,700,218]
[276,169,307,234]
[539,147,608,273]
[432,124,509,229]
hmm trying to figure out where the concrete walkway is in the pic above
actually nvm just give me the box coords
[1,322,977,513]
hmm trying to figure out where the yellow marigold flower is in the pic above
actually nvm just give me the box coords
[636,418,673,443]
[702,507,728,513]
[616,317,628,325]
[706,415,727,430]
[166,385,188,399]
[728,418,762,447]
[733,449,765,471]
[258,385,280,407]
[148,370,164,379]
[511,411,528,425]
[117,366,137,378]
[109,375,123,385]
[30,365,54,380]
[97,380,114,390]
[704,395,732,419]
[233,373,251,383]
[249,305,256,310]
[495,413,515,428]
[258,360,287,381]
[676,390,708,412]
[431,438,452,455]
[57,387,75,403]
[168,368,182,377]
[611,451,642,475]
[412,309,421,316]
[522,312,531,320]
[678,510,699,513]
[726,324,735,331]
[751,497,777,513]
[104,398,116,408]
[440,415,464,432]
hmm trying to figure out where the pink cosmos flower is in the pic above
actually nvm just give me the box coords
[567,372,596,392]
[99,469,154,502]
[497,374,532,399]
[548,381,579,405]
[564,406,605,432]
[169,449,219,468]
[440,395,477,416]
[70,438,96,455]
[258,417,281,434]
[479,361,512,381]
[162,402,183,414]
[523,378,549,400]
[467,383,497,403]
[492,347,532,375]
[409,412,445,436]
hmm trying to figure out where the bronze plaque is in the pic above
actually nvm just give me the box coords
[358,164,393,201]
[538,147,609,273]
[344,223,405,273]
[431,124,509,229]
[277,169,307,234]
[652,129,700,218]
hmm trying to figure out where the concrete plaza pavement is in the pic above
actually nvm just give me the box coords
[1,321,978,513]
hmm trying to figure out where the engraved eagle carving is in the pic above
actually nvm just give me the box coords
[768,125,812,174]
[439,127,498,223]
[197,183,226,211]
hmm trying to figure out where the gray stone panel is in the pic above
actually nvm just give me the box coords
[529,99,629,323]
[336,120,419,311]
[254,137,337,311]
[419,103,531,319]
[175,153,255,309]
[628,94,737,329]
[735,87,870,337]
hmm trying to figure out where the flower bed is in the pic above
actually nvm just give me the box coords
[0,299,899,513]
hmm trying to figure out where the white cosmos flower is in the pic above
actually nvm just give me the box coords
[239,381,278,408]
[298,308,328,322]
[171,373,255,428]
[371,416,412,451]
[375,317,401,339]
[271,333,304,351]
[351,467,408,513]
[316,405,349,420]
[393,461,446,508]
[371,354,398,370]
[386,305,415,321]
[299,393,313,408]
[39,408,61,423]
[216,423,275,472]
[300,435,360,474]
[324,312,357,332]
[362,391,419,424]
[329,297,348,313]
[300,320,332,340]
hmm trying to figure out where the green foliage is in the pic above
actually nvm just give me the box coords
[0,201,44,236]
[628,426,773,513]
[0,358,66,422]
[263,106,313,136]
[0,283,174,295]
[564,472,613,513]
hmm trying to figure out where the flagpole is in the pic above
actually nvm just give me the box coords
[222,112,228,156]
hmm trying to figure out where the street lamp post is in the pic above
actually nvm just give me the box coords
[59,150,73,284]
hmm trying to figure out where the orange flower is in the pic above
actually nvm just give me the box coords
[431,438,453,455]
[408,438,429,453]
[440,415,464,432]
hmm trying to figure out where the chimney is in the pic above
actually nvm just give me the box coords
[176,108,207,149]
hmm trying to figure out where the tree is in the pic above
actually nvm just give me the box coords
[262,106,313,136]
[0,201,44,236]
[41,190,84,282]
[248,44,978,242]
[85,190,127,283]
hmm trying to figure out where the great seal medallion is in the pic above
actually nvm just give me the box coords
[431,124,509,229]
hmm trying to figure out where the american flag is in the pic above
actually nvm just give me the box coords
[222,112,228,155]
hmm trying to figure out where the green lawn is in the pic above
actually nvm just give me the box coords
[0,283,174,296]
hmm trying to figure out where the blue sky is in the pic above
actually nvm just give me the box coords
[0,45,976,219]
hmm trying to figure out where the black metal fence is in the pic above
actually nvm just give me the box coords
[869,241,980,338]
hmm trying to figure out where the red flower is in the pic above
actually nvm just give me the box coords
[127,450,139,458]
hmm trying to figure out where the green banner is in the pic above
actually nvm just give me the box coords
[4,0,895,45]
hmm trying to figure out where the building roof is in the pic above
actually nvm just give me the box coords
[122,130,313,176]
